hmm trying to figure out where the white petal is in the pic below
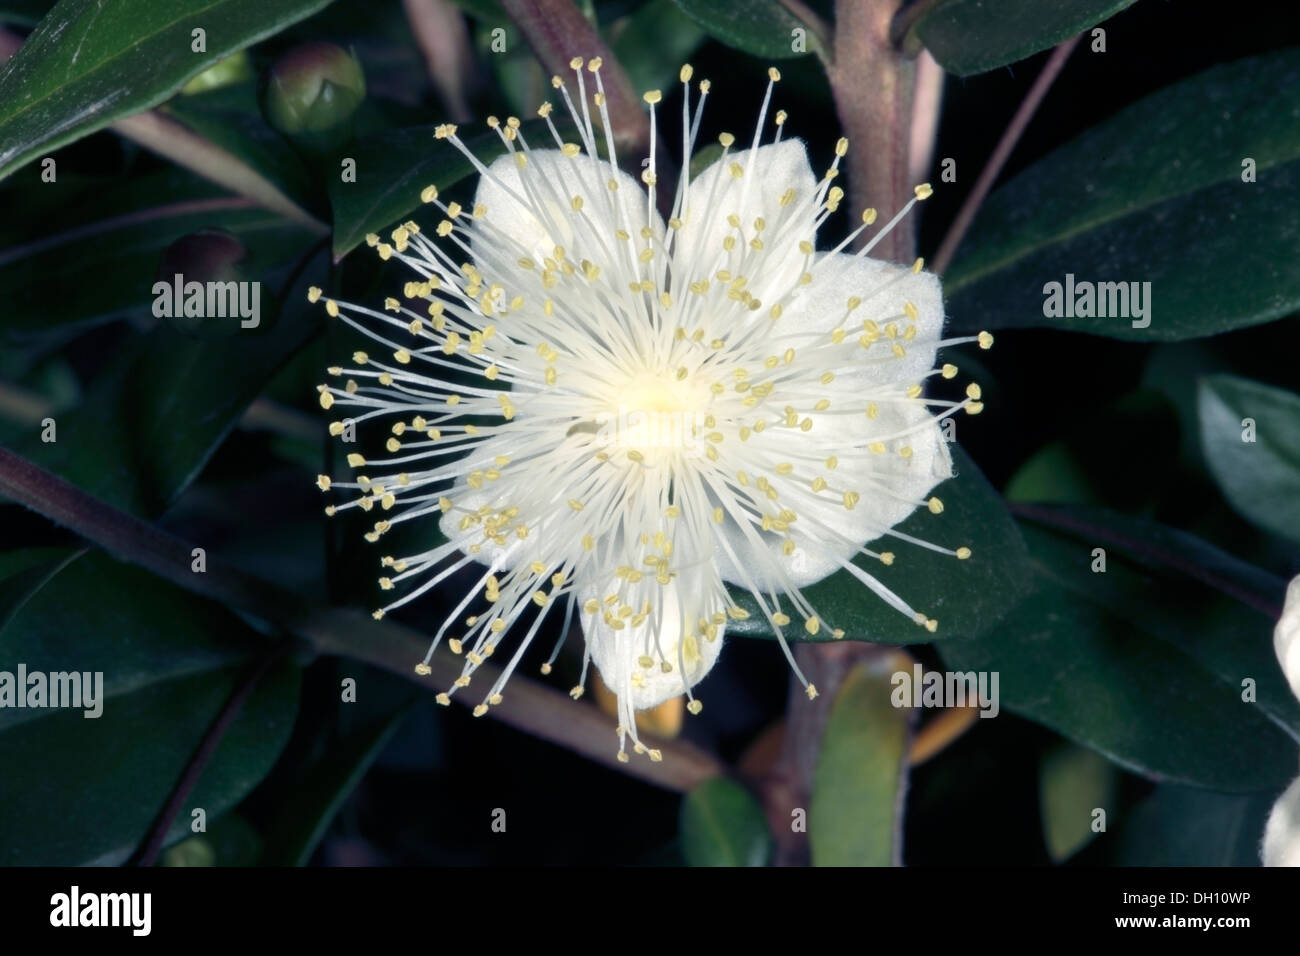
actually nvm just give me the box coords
[785,252,946,387]
[580,572,724,711]
[1263,773,1300,866]
[673,139,817,304]
[470,149,663,277]
[1275,574,1300,702]
[715,400,953,589]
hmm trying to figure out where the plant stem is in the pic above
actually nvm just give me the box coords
[931,36,1079,274]
[131,645,288,867]
[828,0,916,263]
[0,446,724,791]
[498,0,651,159]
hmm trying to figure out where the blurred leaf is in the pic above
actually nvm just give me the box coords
[0,552,299,865]
[0,547,77,629]
[328,120,557,259]
[1198,374,1300,544]
[1039,742,1116,862]
[1004,391,1179,509]
[0,0,52,26]
[672,0,815,60]
[729,447,1030,644]
[612,0,707,92]
[914,0,1134,76]
[162,81,317,212]
[679,777,771,866]
[0,171,316,342]
[18,283,321,518]
[260,701,413,865]
[1113,786,1275,866]
[946,48,1300,341]
[0,0,336,180]
[810,651,914,866]
[443,0,506,24]
[940,508,1298,791]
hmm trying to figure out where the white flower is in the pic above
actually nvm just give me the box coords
[1264,575,1300,866]
[312,60,990,761]
[1274,574,1300,703]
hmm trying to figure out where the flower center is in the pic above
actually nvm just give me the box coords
[600,369,711,455]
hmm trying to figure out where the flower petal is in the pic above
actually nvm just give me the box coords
[714,398,953,589]
[784,252,946,388]
[1263,773,1300,866]
[580,571,724,711]
[1275,574,1300,703]
[470,149,663,280]
[673,139,818,305]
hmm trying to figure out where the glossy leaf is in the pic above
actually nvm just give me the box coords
[810,651,915,866]
[940,509,1299,791]
[915,0,1135,76]
[728,447,1030,644]
[0,0,335,179]
[672,0,815,60]
[0,552,299,865]
[945,49,1300,341]
[1198,374,1300,544]
[679,777,771,866]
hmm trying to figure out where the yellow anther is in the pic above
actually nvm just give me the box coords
[928,496,945,514]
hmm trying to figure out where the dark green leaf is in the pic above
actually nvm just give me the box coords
[679,777,771,866]
[0,0,336,179]
[1113,786,1275,866]
[810,651,915,866]
[729,447,1030,643]
[0,552,269,733]
[915,0,1134,76]
[1039,742,1116,861]
[17,279,321,518]
[945,49,1300,341]
[612,0,707,93]
[1198,374,1300,544]
[328,121,556,259]
[0,552,299,865]
[0,171,316,342]
[940,508,1298,791]
[672,0,816,60]
[259,701,412,865]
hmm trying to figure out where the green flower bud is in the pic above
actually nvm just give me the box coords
[263,42,366,138]
[181,49,254,95]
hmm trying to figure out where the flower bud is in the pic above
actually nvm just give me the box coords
[181,49,253,95]
[154,230,250,338]
[263,42,366,140]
